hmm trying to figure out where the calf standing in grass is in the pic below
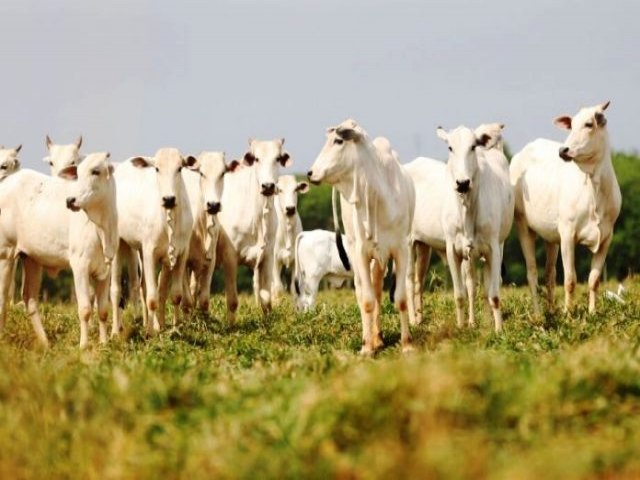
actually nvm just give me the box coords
[436,125,514,332]
[308,119,415,355]
[271,174,309,301]
[0,153,117,348]
[510,101,621,314]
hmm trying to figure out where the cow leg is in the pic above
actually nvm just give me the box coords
[484,242,504,332]
[94,276,110,345]
[7,258,16,306]
[515,215,541,316]
[169,254,187,326]
[218,238,238,325]
[354,253,376,355]
[371,260,384,351]
[559,230,577,313]
[157,264,170,330]
[71,263,93,349]
[446,243,466,328]
[544,242,559,307]
[258,252,274,315]
[393,247,413,353]
[109,241,124,337]
[181,267,195,313]
[22,257,48,348]
[462,258,476,327]
[271,256,284,302]
[0,258,14,334]
[411,241,431,326]
[142,250,160,334]
[588,234,613,314]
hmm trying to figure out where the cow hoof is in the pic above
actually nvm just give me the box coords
[359,346,375,357]
[402,343,415,354]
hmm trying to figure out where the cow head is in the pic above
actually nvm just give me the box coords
[189,151,239,215]
[276,174,309,218]
[308,119,365,185]
[60,152,114,212]
[0,144,22,181]
[437,126,489,195]
[130,148,196,210]
[242,138,291,196]
[44,135,84,176]
[554,101,610,169]
[473,123,505,152]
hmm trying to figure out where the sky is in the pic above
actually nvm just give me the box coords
[0,0,638,173]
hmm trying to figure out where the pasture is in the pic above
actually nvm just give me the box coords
[1,279,639,479]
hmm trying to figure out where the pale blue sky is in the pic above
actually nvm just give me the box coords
[1,0,637,172]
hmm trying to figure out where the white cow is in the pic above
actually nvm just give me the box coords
[308,119,415,355]
[293,229,353,311]
[182,152,239,311]
[110,148,195,336]
[216,138,292,322]
[510,101,621,314]
[405,123,506,324]
[0,153,117,348]
[436,125,514,332]
[44,135,84,175]
[271,174,309,301]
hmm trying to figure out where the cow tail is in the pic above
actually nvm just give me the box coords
[333,187,351,271]
[293,231,303,296]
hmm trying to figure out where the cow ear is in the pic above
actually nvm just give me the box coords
[336,127,360,142]
[107,164,114,177]
[14,159,20,169]
[58,165,78,180]
[46,135,53,150]
[183,155,198,169]
[553,116,572,130]
[75,136,83,150]
[14,144,22,153]
[130,156,152,168]
[296,181,309,194]
[277,152,292,167]
[599,100,610,112]
[476,133,491,148]
[436,127,448,142]
[226,160,240,173]
[243,152,257,166]
[595,112,607,128]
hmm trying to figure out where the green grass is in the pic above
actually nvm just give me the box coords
[1,280,640,479]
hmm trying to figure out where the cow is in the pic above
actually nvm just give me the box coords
[110,148,195,337]
[181,151,239,312]
[510,101,621,315]
[307,119,415,355]
[0,145,22,181]
[44,135,84,175]
[271,174,309,301]
[293,229,353,312]
[0,152,117,348]
[215,138,292,323]
[436,125,514,332]
[405,123,506,324]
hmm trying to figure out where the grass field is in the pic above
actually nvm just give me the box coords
[1,279,639,479]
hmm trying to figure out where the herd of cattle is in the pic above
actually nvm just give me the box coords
[0,101,621,354]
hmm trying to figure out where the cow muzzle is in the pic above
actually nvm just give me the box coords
[307,170,321,185]
[455,179,471,194]
[66,197,81,212]
[162,195,176,209]
[559,146,573,162]
[285,206,296,217]
[261,182,276,196]
[207,201,221,215]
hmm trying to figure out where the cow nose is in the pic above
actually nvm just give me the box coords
[261,182,276,196]
[559,146,572,161]
[162,196,176,209]
[66,197,76,209]
[285,206,296,217]
[456,179,471,193]
[307,170,313,178]
[207,201,221,214]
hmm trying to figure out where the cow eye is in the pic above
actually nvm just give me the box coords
[448,146,453,152]
[91,168,100,176]
[334,138,344,145]
[585,122,594,128]
[0,165,7,170]
[154,167,159,173]
[471,145,477,151]
[49,161,53,166]
[178,166,183,172]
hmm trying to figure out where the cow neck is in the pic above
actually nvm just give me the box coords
[83,188,118,264]
[334,142,393,245]
[585,138,616,231]
[456,185,478,249]
[165,180,189,269]
[248,167,274,267]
